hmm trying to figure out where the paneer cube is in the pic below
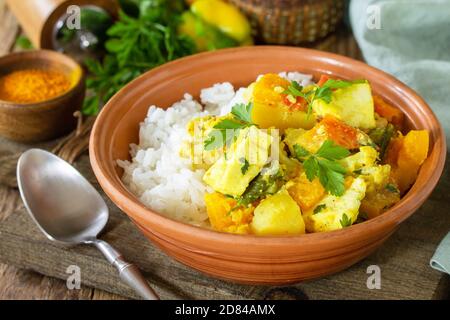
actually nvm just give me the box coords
[340,146,378,172]
[203,126,273,197]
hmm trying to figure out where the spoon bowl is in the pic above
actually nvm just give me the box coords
[17,149,159,300]
[17,149,108,243]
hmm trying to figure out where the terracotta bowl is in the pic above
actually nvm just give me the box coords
[90,46,446,284]
[0,50,85,143]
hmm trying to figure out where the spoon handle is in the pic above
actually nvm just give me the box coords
[94,239,160,300]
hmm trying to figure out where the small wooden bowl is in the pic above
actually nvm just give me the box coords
[0,50,85,143]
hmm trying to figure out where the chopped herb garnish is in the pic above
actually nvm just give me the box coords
[313,204,327,214]
[231,102,253,123]
[340,213,353,228]
[204,102,255,151]
[293,140,350,196]
[385,183,399,194]
[353,169,363,175]
[284,79,366,117]
[240,157,250,175]
[237,168,284,206]
[368,124,395,160]
[293,144,310,159]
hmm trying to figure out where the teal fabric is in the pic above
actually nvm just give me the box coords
[349,0,450,146]
[349,0,450,274]
[430,233,450,274]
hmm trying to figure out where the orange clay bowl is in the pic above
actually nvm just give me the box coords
[90,46,446,285]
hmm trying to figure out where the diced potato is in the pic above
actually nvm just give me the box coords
[287,173,326,212]
[340,146,378,172]
[386,130,429,193]
[313,83,376,129]
[303,177,367,232]
[251,189,305,235]
[203,126,273,197]
[251,74,316,130]
[205,192,254,234]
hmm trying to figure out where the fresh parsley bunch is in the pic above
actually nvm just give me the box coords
[83,0,195,115]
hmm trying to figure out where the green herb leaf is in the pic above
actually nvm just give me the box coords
[313,204,326,214]
[240,157,250,175]
[316,140,351,160]
[204,102,257,151]
[385,183,399,194]
[339,213,352,228]
[284,81,304,97]
[303,157,319,182]
[293,144,310,159]
[369,124,395,160]
[213,119,248,130]
[82,3,195,115]
[353,169,362,175]
[294,140,349,196]
[231,103,253,124]
[15,35,34,50]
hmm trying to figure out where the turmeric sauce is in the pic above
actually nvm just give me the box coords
[0,69,71,104]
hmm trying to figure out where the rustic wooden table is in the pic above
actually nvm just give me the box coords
[0,0,448,300]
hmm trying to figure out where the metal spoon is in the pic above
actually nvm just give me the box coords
[16,149,159,300]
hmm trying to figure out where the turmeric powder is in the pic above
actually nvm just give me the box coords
[0,69,71,104]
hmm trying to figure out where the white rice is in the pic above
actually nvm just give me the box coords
[118,72,313,225]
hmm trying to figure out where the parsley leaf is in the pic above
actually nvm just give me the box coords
[293,140,349,196]
[293,144,310,159]
[204,103,256,151]
[204,127,240,151]
[240,157,250,175]
[340,213,352,228]
[316,140,351,160]
[231,103,253,124]
[284,80,304,97]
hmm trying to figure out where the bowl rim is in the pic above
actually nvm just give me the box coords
[0,49,84,108]
[90,46,447,246]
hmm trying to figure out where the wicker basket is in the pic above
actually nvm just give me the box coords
[228,0,345,45]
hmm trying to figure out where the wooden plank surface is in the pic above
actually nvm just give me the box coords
[0,151,449,300]
[0,0,449,300]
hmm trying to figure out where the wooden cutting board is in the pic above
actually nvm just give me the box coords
[0,154,449,300]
